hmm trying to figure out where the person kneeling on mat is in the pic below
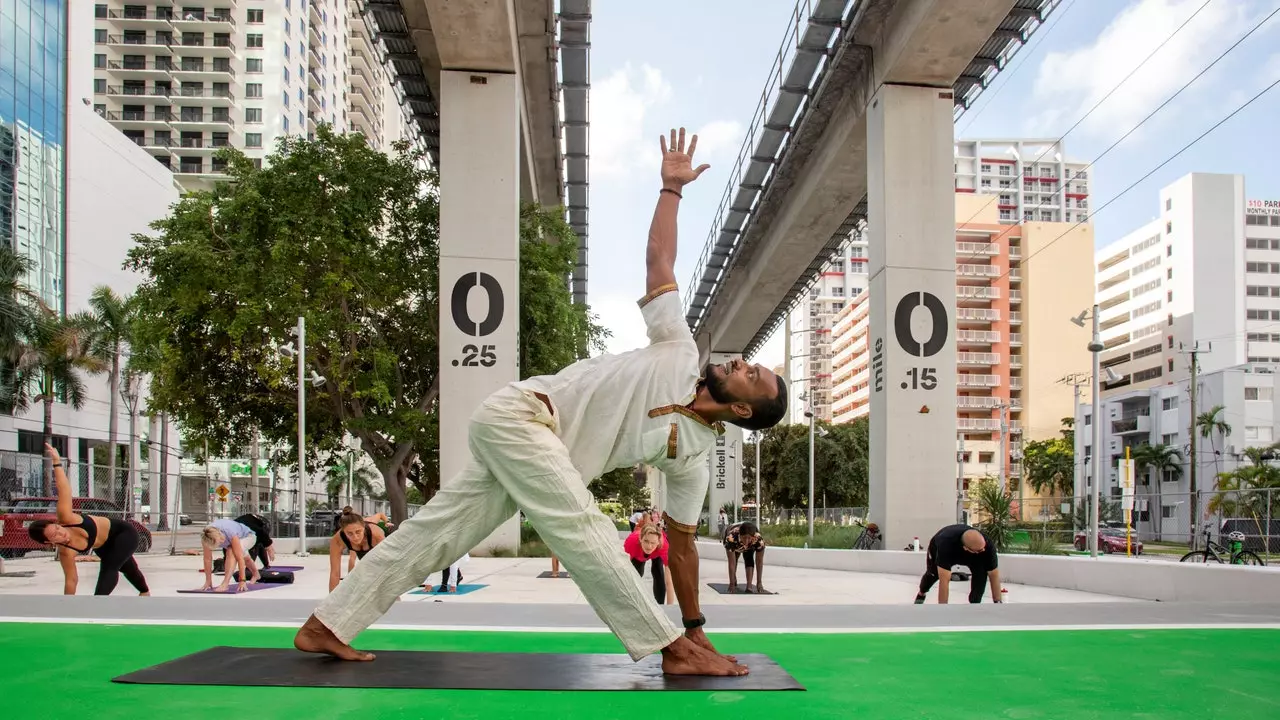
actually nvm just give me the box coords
[625,522,674,605]
[329,513,385,592]
[27,444,151,596]
[292,127,788,677]
[201,519,260,593]
[914,524,1003,604]
[722,521,767,594]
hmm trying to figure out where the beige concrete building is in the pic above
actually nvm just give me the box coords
[830,193,1093,510]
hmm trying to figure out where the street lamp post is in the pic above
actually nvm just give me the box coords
[1073,306,1105,558]
[271,317,326,558]
[754,430,762,527]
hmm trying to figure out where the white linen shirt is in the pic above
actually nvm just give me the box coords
[511,284,720,531]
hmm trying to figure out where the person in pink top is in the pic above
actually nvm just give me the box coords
[624,522,674,605]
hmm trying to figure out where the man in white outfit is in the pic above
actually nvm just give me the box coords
[294,127,788,677]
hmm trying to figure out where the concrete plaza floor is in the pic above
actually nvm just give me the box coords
[0,550,1139,605]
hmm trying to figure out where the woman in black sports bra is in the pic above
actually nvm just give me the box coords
[328,512,385,592]
[26,444,150,596]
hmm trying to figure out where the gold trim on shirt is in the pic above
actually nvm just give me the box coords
[666,423,679,459]
[663,512,698,535]
[647,404,725,435]
[638,283,679,308]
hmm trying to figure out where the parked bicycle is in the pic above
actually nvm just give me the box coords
[1180,527,1266,566]
[853,520,881,550]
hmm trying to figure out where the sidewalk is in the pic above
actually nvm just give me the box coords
[0,552,1141,605]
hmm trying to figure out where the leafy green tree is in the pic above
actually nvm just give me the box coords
[1023,437,1074,498]
[127,127,604,523]
[87,286,133,497]
[972,478,1015,550]
[589,465,651,514]
[743,416,869,510]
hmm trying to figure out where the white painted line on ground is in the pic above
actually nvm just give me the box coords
[2,616,1279,634]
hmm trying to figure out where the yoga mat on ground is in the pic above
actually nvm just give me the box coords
[206,565,305,575]
[706,583,777,596]
[537,571,570,579]
[408,584,488,596]
[112,647,804,691]
[176,583,283,594]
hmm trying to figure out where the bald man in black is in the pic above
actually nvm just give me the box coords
[914,524,1003,604]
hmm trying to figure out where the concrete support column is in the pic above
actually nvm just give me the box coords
[707,352,744,524]
[438,70,521,553]
[867,84,958,550]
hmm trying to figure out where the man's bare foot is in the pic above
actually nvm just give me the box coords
[140,591,151,596]
[293,615,375,661]
[727,583,738,593]
[661,636,748,676]
[745,584,755,594]
[686,627,737,663]
[756,586,768,594]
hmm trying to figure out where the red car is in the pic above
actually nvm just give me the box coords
[1074,526,1144,555]
[0,497,152,558]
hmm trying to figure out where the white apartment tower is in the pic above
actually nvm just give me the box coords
[785,230,869,423]
[954,138,1090,225]
[1094,173,1279,396]
[91,0,400,192]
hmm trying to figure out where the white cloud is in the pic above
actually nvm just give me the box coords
[1024,0,1263,138]
[590,64,672,178]
[591,293,652,356]
[690,119,744,164]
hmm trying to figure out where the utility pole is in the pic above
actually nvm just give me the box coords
[1180,341,1210,548]
[1058,373,1090,512]
[956,432,966,523]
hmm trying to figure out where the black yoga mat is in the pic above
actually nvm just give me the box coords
[112,647,803,692]
[706,583,778,595]
[536,571,570,578]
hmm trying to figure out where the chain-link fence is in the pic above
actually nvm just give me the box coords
[758,507,868,527]
[0,451,419,558]
[994,488,1280,555]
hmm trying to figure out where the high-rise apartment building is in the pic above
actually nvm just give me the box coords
[1094,173,1280,396]
[828,193,1093,503]
[1,0,67,313]
[784,232,869,423]
[787,138,1090,423]
[89,0,401,192]
[955,138,1090,225]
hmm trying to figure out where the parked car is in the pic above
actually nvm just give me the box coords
[1074,526,1144,555]
[0,497,153,558]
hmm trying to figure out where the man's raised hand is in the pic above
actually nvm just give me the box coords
[660,127,710,190]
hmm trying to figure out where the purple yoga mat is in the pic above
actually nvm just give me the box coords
[202,565,305,574]
[177,583,282,594]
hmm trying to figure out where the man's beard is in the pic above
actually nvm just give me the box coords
[702,363,735,404]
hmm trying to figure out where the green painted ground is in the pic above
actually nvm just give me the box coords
[4,623,1278,719]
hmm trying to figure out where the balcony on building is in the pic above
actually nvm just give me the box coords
[107,108,173,129]
[106,32,174,51]
[350,47,374,76]
[106,7,176,30]
[308,2,324,29]
[350,87,376,120]
[308,67,325,92]
[957,395,1002,410]
[175,85,235,107]
[956,263,1001,283]
[307,90,324,115]
[170,57,235,81]
[956,285,1000,306]
[105,84,173,104]
[169,107,234,131]
[955,241,998,259]
[958,374,1001,389]
[956,308,1001,327]
[175,156,230,178]
[171,8,236,32]
[957,351,999,367]
[106,58,172,80]
[1112,413,1150,435]
[175,131,232,154]
[351,67,373,96]
[176,32,236,58]
[958,417,1000,432]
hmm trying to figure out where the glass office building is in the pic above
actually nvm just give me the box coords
[0,0,66,313]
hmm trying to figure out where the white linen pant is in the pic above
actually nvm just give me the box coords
[314,386,684,660]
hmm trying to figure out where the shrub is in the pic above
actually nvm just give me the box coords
[1026,530,1063,555]
[973,479,1016,551]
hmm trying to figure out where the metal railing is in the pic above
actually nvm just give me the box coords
[683,0,856,332]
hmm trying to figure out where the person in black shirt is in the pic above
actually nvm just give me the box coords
[914,524,1003,604]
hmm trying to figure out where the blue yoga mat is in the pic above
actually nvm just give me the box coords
[409,584,488,597]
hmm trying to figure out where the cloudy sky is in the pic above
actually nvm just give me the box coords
[582,0,1280,370]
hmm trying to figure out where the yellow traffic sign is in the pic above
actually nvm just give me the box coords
[215,484,230,501]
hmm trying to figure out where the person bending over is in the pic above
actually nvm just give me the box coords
[27,444,150,596]
[914,524,1003,604]
[722,521,767,594]
[200,518,261,593]
[329,512,386,592]
[292,127,788,677]
[234,513,275,570]
[435,553,469,592]
[625,522,674,605]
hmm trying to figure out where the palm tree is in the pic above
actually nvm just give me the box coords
[1196,404,1232,480]
[325,458,380,507]
[10,311,108,493]
[0,245,46,410]
[1131,443,1184,540]
[88,286,133,502]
